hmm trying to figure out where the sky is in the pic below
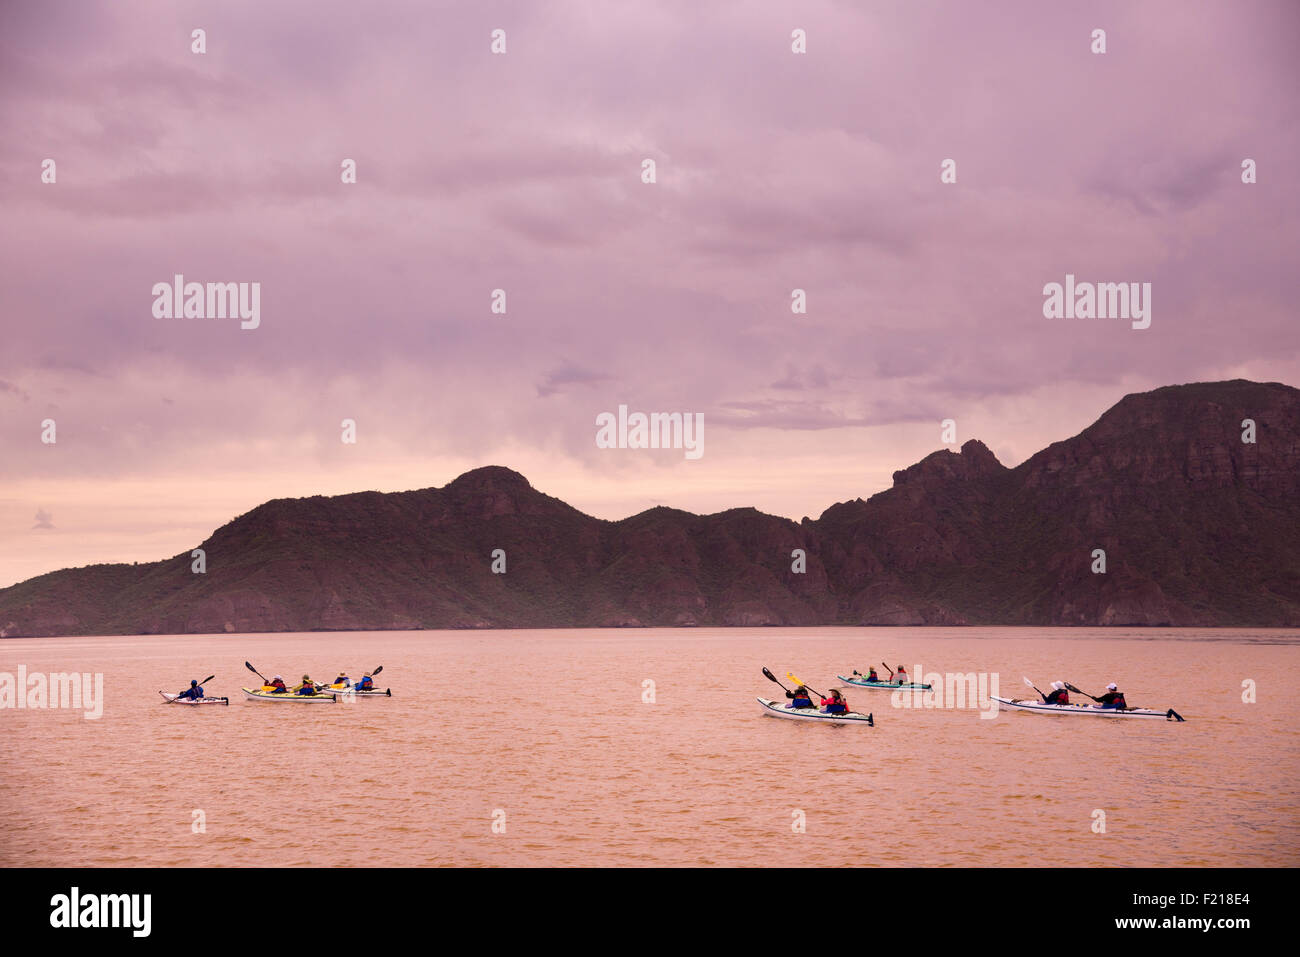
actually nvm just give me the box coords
[1,0,1298,588]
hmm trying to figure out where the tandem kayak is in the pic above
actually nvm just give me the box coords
[241,687,338,703]
[757,697,873,725]
[838,674,932,690]
[159,691,229,705]
[330,687,392,697]
[992,696,1184,721]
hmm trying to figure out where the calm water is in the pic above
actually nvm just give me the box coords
[2,628,1297,867]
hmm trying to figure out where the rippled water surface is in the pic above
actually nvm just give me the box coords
[2,628,1297,867]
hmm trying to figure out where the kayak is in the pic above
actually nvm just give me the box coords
[330,687,392,697]
[757,697,874,726]
[159,691,229,706]
[241,686,338,703]
[838,674,932,690]
[992,696,1184,721]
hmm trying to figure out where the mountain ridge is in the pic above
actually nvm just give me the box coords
[2,378,1297,636]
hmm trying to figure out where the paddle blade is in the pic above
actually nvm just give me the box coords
[762,667,779,683]
[372,665,383,676]
[786,671,806,687]
[1023,677,1036,688]
[244,662,257,673]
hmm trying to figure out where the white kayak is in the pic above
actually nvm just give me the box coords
[838,674,932,690]
[757,697,874,725]
[329,687,392,697]
[159,691,229,706]
[241,686,338,703]
[992,696,1184,721]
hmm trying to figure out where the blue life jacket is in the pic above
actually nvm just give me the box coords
[179,686,202,700]
[297,685,315,695]
[357,678,373,690]
[824,702,847,714]
[790,696,812,707]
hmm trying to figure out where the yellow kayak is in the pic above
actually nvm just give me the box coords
[241,686,338,703]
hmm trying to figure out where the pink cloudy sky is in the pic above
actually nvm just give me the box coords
[1,0,1297,588]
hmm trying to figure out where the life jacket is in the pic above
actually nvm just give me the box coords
[267,681,286,692]
[822,697,847,714]
[867,671,879,681]
[1045,689,1069,705]
[790,695,813,708]
[357,677,373,690]
[297,683,316,695]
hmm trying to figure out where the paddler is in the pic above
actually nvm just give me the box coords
[894,664,909,685]
[295,674,320,696]
[1097,683,1127,709]
[785,685,815,708]
[355,672,375,691]
[852,667,881,682]
[1042,681,1069,705]
[176,679,205,701]
[264,674,288,693]
[330,671,351,689]
[821,689,849,714]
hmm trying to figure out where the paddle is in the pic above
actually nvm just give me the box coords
[881,662,895,681]
[245,661,270,685]
[1067,681,1145,713]
[1023,676,1049,702]
[1065,682,1102,703]
[762,666,791,694]
[786,671,825,700]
